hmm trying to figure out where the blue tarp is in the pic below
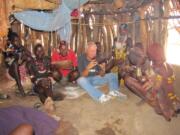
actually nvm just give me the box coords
[14,0,89,42]
[64,0,89,10]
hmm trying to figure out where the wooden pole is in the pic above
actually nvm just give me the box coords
[139,6,148,48]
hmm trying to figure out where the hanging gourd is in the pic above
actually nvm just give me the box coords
[113,0,124,9]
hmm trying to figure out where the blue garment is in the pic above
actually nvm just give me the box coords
[14,0,89,42]
[77,73,119,101]
[78,54,101,76]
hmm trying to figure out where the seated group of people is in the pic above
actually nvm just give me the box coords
[119,42,180,121]
[1,31,180,135]
[93,37,180,121]
[1,32,127,105]
[1,32,180,122]
[29,39,128,105]
[0,34,127,135]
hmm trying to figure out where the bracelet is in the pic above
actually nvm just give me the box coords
[89,69,96,72]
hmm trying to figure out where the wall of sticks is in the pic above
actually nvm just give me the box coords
[1,0,179,57]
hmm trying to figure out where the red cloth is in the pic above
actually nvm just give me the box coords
[51,49,77,77]
[71,9,79,17]
[19,65,27,82]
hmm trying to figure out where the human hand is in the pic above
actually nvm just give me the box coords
[99,63,105,71]
[142,81,153,91]
[86,60,97,70]
[52,60,72,69]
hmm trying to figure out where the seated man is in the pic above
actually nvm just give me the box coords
[28,44,57,104]
[51,41,78,84]
[147,43,180,119]
[77,42,127,103]
[3,32,32,96]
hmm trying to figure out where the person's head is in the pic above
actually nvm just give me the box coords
[59,40,68,57]
[147,43,165,65]
[34,44,45,59]
[8,32,20,46]
[134,42,144,51]
[128,46,146,66]
[119,23,128,35]
[114,37,118,43]
[86,42,97,60]
[95,41,101,53]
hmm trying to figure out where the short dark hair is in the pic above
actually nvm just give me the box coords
[59,40,67,46]
[34,44,43,54]
[8,31,19,42]
[95,42,100,46]
[134,42,144,50]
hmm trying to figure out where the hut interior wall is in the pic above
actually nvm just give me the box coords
[0,0,9,39]
[4,0,179,56]
[9,0,59,11]
[10,21,59,56]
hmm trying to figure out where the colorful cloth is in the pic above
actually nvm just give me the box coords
[19,65,27,82]
[111,48,126,73]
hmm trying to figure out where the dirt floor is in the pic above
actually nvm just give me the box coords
[0,66,180,135]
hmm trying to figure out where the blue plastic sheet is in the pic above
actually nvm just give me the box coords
[14,3,71,31]
[64,0,89,10]
[14,0,89,42]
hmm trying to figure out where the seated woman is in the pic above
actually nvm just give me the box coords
[123,43,150,99]
[111,37,133,81]
[123,43,180,121]
[147,43,180,115]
